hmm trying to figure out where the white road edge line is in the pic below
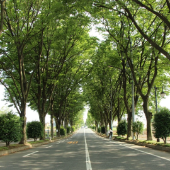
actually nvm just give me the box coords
[23,151,39,157]
[84,129,92,170]
[123,145,170,161]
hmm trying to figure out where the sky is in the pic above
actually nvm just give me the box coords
[0,85,50,123]
[0,85,90,124]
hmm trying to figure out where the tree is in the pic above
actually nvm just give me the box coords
[96,0,170,60]
[153,108,170,144]
[0,111,22,146]
[125,0,170,60]
[26,121,43,141]
[0,0,49,144]
[86,112,95,127]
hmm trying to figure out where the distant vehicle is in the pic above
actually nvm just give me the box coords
[85,126,88,129]
[81,126,84,128]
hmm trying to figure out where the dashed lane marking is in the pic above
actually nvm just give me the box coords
[67,141,78,144]
[23,151,39,157]
[46,145,52,148]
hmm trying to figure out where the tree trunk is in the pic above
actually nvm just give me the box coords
[70,120,73,133]
[143,99,152,140]
[54,117,58,136]
[164,137,167,144]
[0,0,5,36]
[127,111,132,140]
[50,114,54,139]
[39,114,45,140]
[117,96,121,123]
[146,113,152,141]
[6,141,10,147]
[105,122,107,136]
[57,123,61,137]
[19,101,27,144]
[57,118,61,137]
[95,121,98,132]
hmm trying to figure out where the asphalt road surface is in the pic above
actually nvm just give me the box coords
[0,128,170,170]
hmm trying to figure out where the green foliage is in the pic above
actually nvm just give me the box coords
[67,126,71,134]
[132,121,144,140]
[26,121,43,141]
[101,126,105,134]
[98,127,101,133]
[86,112,95,127]
[91,125,96,130]
[60,126,66,136]
[71,126,75,132]
[28,139,49,144]
[153,108,170,144]
[115,136,126,140]
[0,112,22,146]
[117,120,127,136]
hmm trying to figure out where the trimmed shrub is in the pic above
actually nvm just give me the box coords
[27,121,43,141]
[98,127,101,133]
[132,121,144,140]
[67,126,71,134]
[71,126,75,132]
[60,126,66,136]
[153,108,170,144]
[117,120,127,136]
[0,112,22,146]
[91,125,96,130]
[101,126,105,134]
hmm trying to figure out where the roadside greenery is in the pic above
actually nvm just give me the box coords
[117,121,127,136]
[67,127,71,134]
[0,112,22,146]
[132,121,144,140]
[153,108,170,144]
[60,126,66,136]
[27,121,43,141]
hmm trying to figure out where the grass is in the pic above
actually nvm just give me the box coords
[28,139,49,144]
[0,147,9,151]
[0,144,26,151]
[113,135,170,147]
[0,133,75,152]
[115,136,126,140]
[0,139,50,151]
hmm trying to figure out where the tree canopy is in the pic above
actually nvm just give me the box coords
[0,0,170,142]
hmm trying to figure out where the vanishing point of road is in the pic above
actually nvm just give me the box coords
[0,128,170,170]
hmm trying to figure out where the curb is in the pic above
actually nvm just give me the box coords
[0,133,75,157]
[93,130,170,153]
[115,139,170,152]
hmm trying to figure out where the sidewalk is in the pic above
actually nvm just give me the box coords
[138,134,170,143]
[0,138,37,147]
[112,129,170,143]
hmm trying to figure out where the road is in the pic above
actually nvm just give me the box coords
[0,128,170,170]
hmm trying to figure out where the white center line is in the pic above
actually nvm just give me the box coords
[23,151,39,157]
[84,129,92,170]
